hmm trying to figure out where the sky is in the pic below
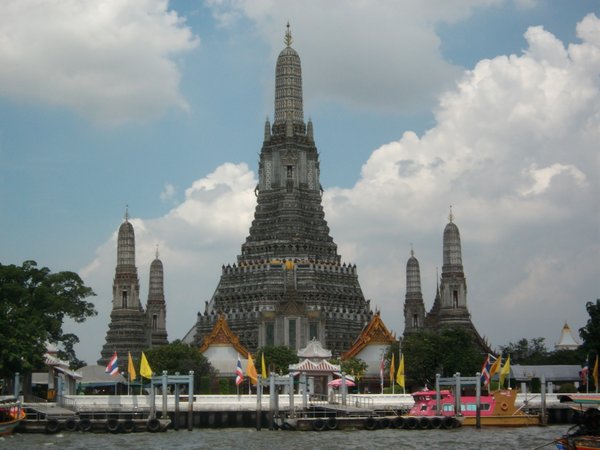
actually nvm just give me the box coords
[0,0,598,366]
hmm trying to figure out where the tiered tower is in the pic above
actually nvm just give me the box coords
[98,209,148,366]
[403,209,490,353]
[99,210,169,367]
[191,25,372,356]
[146,247,168,347]
[436,209,471,326]
[403,248,426,334]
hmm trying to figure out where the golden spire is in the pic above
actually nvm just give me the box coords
[284,22,292,47]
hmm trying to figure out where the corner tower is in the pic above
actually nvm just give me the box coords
[146,247,168,347]
[423,208,491,353]
[437,208,472,325]
[403,248,426,335]
[190,25,372,356]
[98,209,148,367]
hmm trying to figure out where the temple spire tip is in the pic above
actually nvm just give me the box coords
[284,22,292,47]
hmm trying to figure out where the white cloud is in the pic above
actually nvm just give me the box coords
[72,14,600,364]
[0,0,198,126]
[160,183,177,203]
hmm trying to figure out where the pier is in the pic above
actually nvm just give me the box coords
[16,391,579,433]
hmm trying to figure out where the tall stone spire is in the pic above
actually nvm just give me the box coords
[98,210,149,367]
[442,206,463,274]
[403,247,426,335]
[420,212,491,354]
[190,25,371,356]
[116,210,137,279]
[439,209,470,321]
[146,246,168,347]
[273,23,305,135]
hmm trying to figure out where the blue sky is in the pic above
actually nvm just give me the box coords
[0,0,598,365]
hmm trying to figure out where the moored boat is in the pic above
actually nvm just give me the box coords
[554,395,600,449]
[407,388,542,426]
[0,397,26,436]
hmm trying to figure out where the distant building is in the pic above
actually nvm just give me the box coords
[511,364,581,393]
[198,314,250,376]
[185,25,372,356]
[555,322,580,351]
[342,311,396,378]
[403,210,491,354]
[98,210,168,368]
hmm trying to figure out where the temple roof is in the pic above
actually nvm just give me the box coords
[289,358,340,373]
[198,314,250,357]
[297,338,332,359]
[341,311,396,360]
[555,322,580,350]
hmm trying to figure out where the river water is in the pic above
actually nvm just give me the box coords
[0,426,569,450]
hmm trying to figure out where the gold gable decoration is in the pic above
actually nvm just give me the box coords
[199,314,250,357]
[341,311,395,360]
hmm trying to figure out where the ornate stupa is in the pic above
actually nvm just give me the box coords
[98,209,148,366]
[187,25,372,356]
[98,209,168,368]
[404,208,490,353]
[146,247,168,347]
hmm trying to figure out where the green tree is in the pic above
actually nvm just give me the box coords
[401,328,483,390]
[331,357,368,381]
[437,327,482,376]
[256,346,299,375]
[580,299,600,354]
[401,331,441,388]
[144,340,216,393]
[499,337,548,364]
[0,260,96,378]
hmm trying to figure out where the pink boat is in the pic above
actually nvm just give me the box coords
[407,388,542,427]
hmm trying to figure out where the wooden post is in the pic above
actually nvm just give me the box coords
[174,376,180,431]
[475,371,481,429]
[269,374,275,430]
[435,374,441,414]
[256,375,262,431]
[162,371,168,419]
[540,375,547,426]
[188,371,194,431]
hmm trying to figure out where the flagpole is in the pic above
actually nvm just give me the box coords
[587,354,590,394]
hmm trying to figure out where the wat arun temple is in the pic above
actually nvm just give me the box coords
[99,26,490,363]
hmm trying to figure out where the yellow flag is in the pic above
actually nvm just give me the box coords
[390,353,395,385]
[247,353,258,385]
[499,355,511,387]
[261,352,267,379]
[140,351,153,379]
[489,354,501,378]
[396,354,405,388]
[593,354,599,388]
[128,352,136,381]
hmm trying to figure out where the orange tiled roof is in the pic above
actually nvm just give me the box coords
[342,311,395,359]
[199,314,250,357]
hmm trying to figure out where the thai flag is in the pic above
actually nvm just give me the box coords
[480,355,491,387]
[105,351,119,376]
[235,354,244,386]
